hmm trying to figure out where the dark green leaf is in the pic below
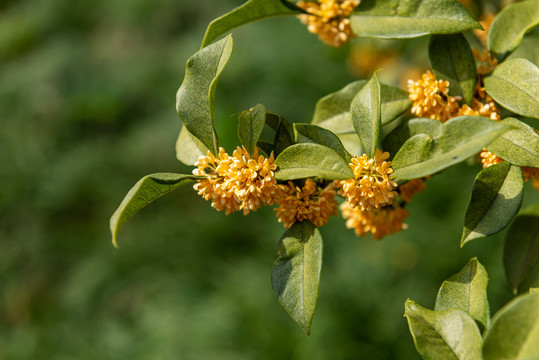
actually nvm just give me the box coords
[484,58,539,118]
[487,118,539,167]
[201,0,300,48]
[110,173,202,248]
[274,143,353,180]
[238,103,266,155]
[382,118,444,159]
[461,162,523,246]
[482,292,539,360]
[176,125,209,166]
[435,258,490,329]
[488,0,539,61]
[272,221,323,335]
[351,73,381,157]
[429,33,476,105]
[392,116,508,180]
[404,299,483,360]
[274,116,294,157]
[351,0,481,39]
[256,140,274,157]
[504,204,539,294]
[176,35,233,155]
[294,123,351,162]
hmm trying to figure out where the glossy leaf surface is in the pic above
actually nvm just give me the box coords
[435,258,490,329]
[484,58,539,118]
[351,73,381,157]
[176,35,233,155]
[272,221,323,335]
[110,173,201,247]
[238,103,266,155]
[351,0,481,38]
[487,118,539,167]
[461,162,523,245]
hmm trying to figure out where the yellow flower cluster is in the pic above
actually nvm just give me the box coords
[297,0,359,47]
[193,147,286,215]
[407,70,462,122]
[275,179,338,228]
[473,48,498,76]
[398,178,426,203]
[338,149,398,211]
[340,201,409,239]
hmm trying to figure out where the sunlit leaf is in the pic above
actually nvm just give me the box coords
[461,162,523,245]
[487,118,539,168]
[382,118,443,159]
[294,123,350,162]
[176,35,233,155]
[404,299,483,360]
[429,33,476,105]
[504,204,539,294]
[110,173,202,248]
[201,0,300,48]
[272,221,323,336]
[483,292,539,360]
[435,257,490,329]
[274,143,353,180]
[488,0,539,61]
[484,58,539,118]
[351,73,381,158]
[351,0,481,39]
[176,125,209,166]
[238,103,266,155]
[391,116,508,180]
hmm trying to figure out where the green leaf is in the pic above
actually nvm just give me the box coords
[484,58,539,119]
[201,0,300,48]
[110,173,201,248]
[504,204,539,294]
[313,80,411,131]
[461,162,524,246]
[488,0,539,61]
[487,118,539,168]
[508,32,539,66]
[435,258,490,329]
[238,103,266,155]
[351,73,381,158]
[272,221,323,335]
[176,125,210,166]
[392,116,508,180]
[429,33,476,105]
[176,35,233,155]
[294,123,351,162]
[483,292,539,360]
[274,143,353,180]
[338,133,365,157]
[274,116,294,157]
[382,118,444,159]
[404,300,483,360]
[351,0,481,39]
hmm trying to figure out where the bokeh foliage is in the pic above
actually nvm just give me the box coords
[1,0,538,359]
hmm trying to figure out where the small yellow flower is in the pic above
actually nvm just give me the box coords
[399,178,426,203]
[275,179,338,228]
[473,48,498,75]
[338,149,398,211]
[479,149,504,168]
[340,201,409,239]
[408,70,462,122]
[193,147,286,215]
[297,0,360,47]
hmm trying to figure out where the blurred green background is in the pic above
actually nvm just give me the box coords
[1,0,538,359]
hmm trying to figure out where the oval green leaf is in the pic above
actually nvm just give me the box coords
[483,292,539,360]
[435,257,490,329]
[110,173,202,248]
[294,123,351,162]
[272,221,323,336]
[487,118,539,168]
[461,162,524,246]
[201,0,300,48]
[504,204,539,294]
[176,125,210,166]
[392,116,508,180]
[488,0,539,61]
[429,33,476,105]
[404,299,483,360]
[238,103,266,155]
[382,118,444,159]
[176,35,233,155]
[274,143,353,180]
[484,58,539,118]
[351,0,481,39]
[351,73,381,158]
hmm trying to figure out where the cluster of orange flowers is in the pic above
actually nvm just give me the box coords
[296,0,359,47]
